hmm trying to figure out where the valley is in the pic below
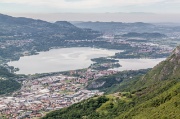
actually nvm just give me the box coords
[0,14,180,119]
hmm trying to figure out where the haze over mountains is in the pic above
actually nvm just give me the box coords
[73,21,180,35]
[0,13,99,39]
[7,13,180,23]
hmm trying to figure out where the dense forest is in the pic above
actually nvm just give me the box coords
[0,79,21,95]
[0,66,21,95]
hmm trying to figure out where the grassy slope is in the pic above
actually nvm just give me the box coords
[117,80,180,119]
[42,96,109,119]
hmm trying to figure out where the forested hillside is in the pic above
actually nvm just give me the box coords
[0,14,101,61]
[0,66,21,95]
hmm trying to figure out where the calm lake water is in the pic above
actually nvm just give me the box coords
[8,47,165,75]
[8,47,121,74]
[109,58,165,71]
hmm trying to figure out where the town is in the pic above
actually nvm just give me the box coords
[0,69,118,119]
[65,35,174,58]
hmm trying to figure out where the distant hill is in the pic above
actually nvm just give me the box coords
[43,46,180,119]
[73,21,180,34]
[73,22,156,34]
[0,14,100,39]
[122,32,166,38]
[0,13,48,25]
[55,21,77,28]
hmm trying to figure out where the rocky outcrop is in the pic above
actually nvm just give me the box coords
[87,81,106,89]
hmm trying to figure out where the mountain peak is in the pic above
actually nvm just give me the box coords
[55,21,77,28]
[143,45,180,82]
[174,46,180,57]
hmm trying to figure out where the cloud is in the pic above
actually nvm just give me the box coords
[0,0,100,9]
[1,0,180,14]
[163,0,180,4]
[0,0,167,9]
[65,0,84,2]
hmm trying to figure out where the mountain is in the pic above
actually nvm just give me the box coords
[43,46,180,119]
[0,14,101,61]
[144,46,180,81]
[0,14,100,38]
[0,13,48,25]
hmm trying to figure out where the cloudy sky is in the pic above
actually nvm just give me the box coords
[0,0,180,22]
[0,0,180,13]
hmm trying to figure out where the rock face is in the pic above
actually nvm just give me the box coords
[174,46,180,57]
[87,81,106,89]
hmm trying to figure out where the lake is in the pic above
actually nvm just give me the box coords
[8,47,121,74]
[109,58,165,71]
[8,47,165,75]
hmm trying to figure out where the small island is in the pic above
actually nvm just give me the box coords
[89,57,121,70]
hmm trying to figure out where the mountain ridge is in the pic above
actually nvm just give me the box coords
[0,13,100,39]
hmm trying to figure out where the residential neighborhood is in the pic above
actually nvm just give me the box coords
[0,69,118,119]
